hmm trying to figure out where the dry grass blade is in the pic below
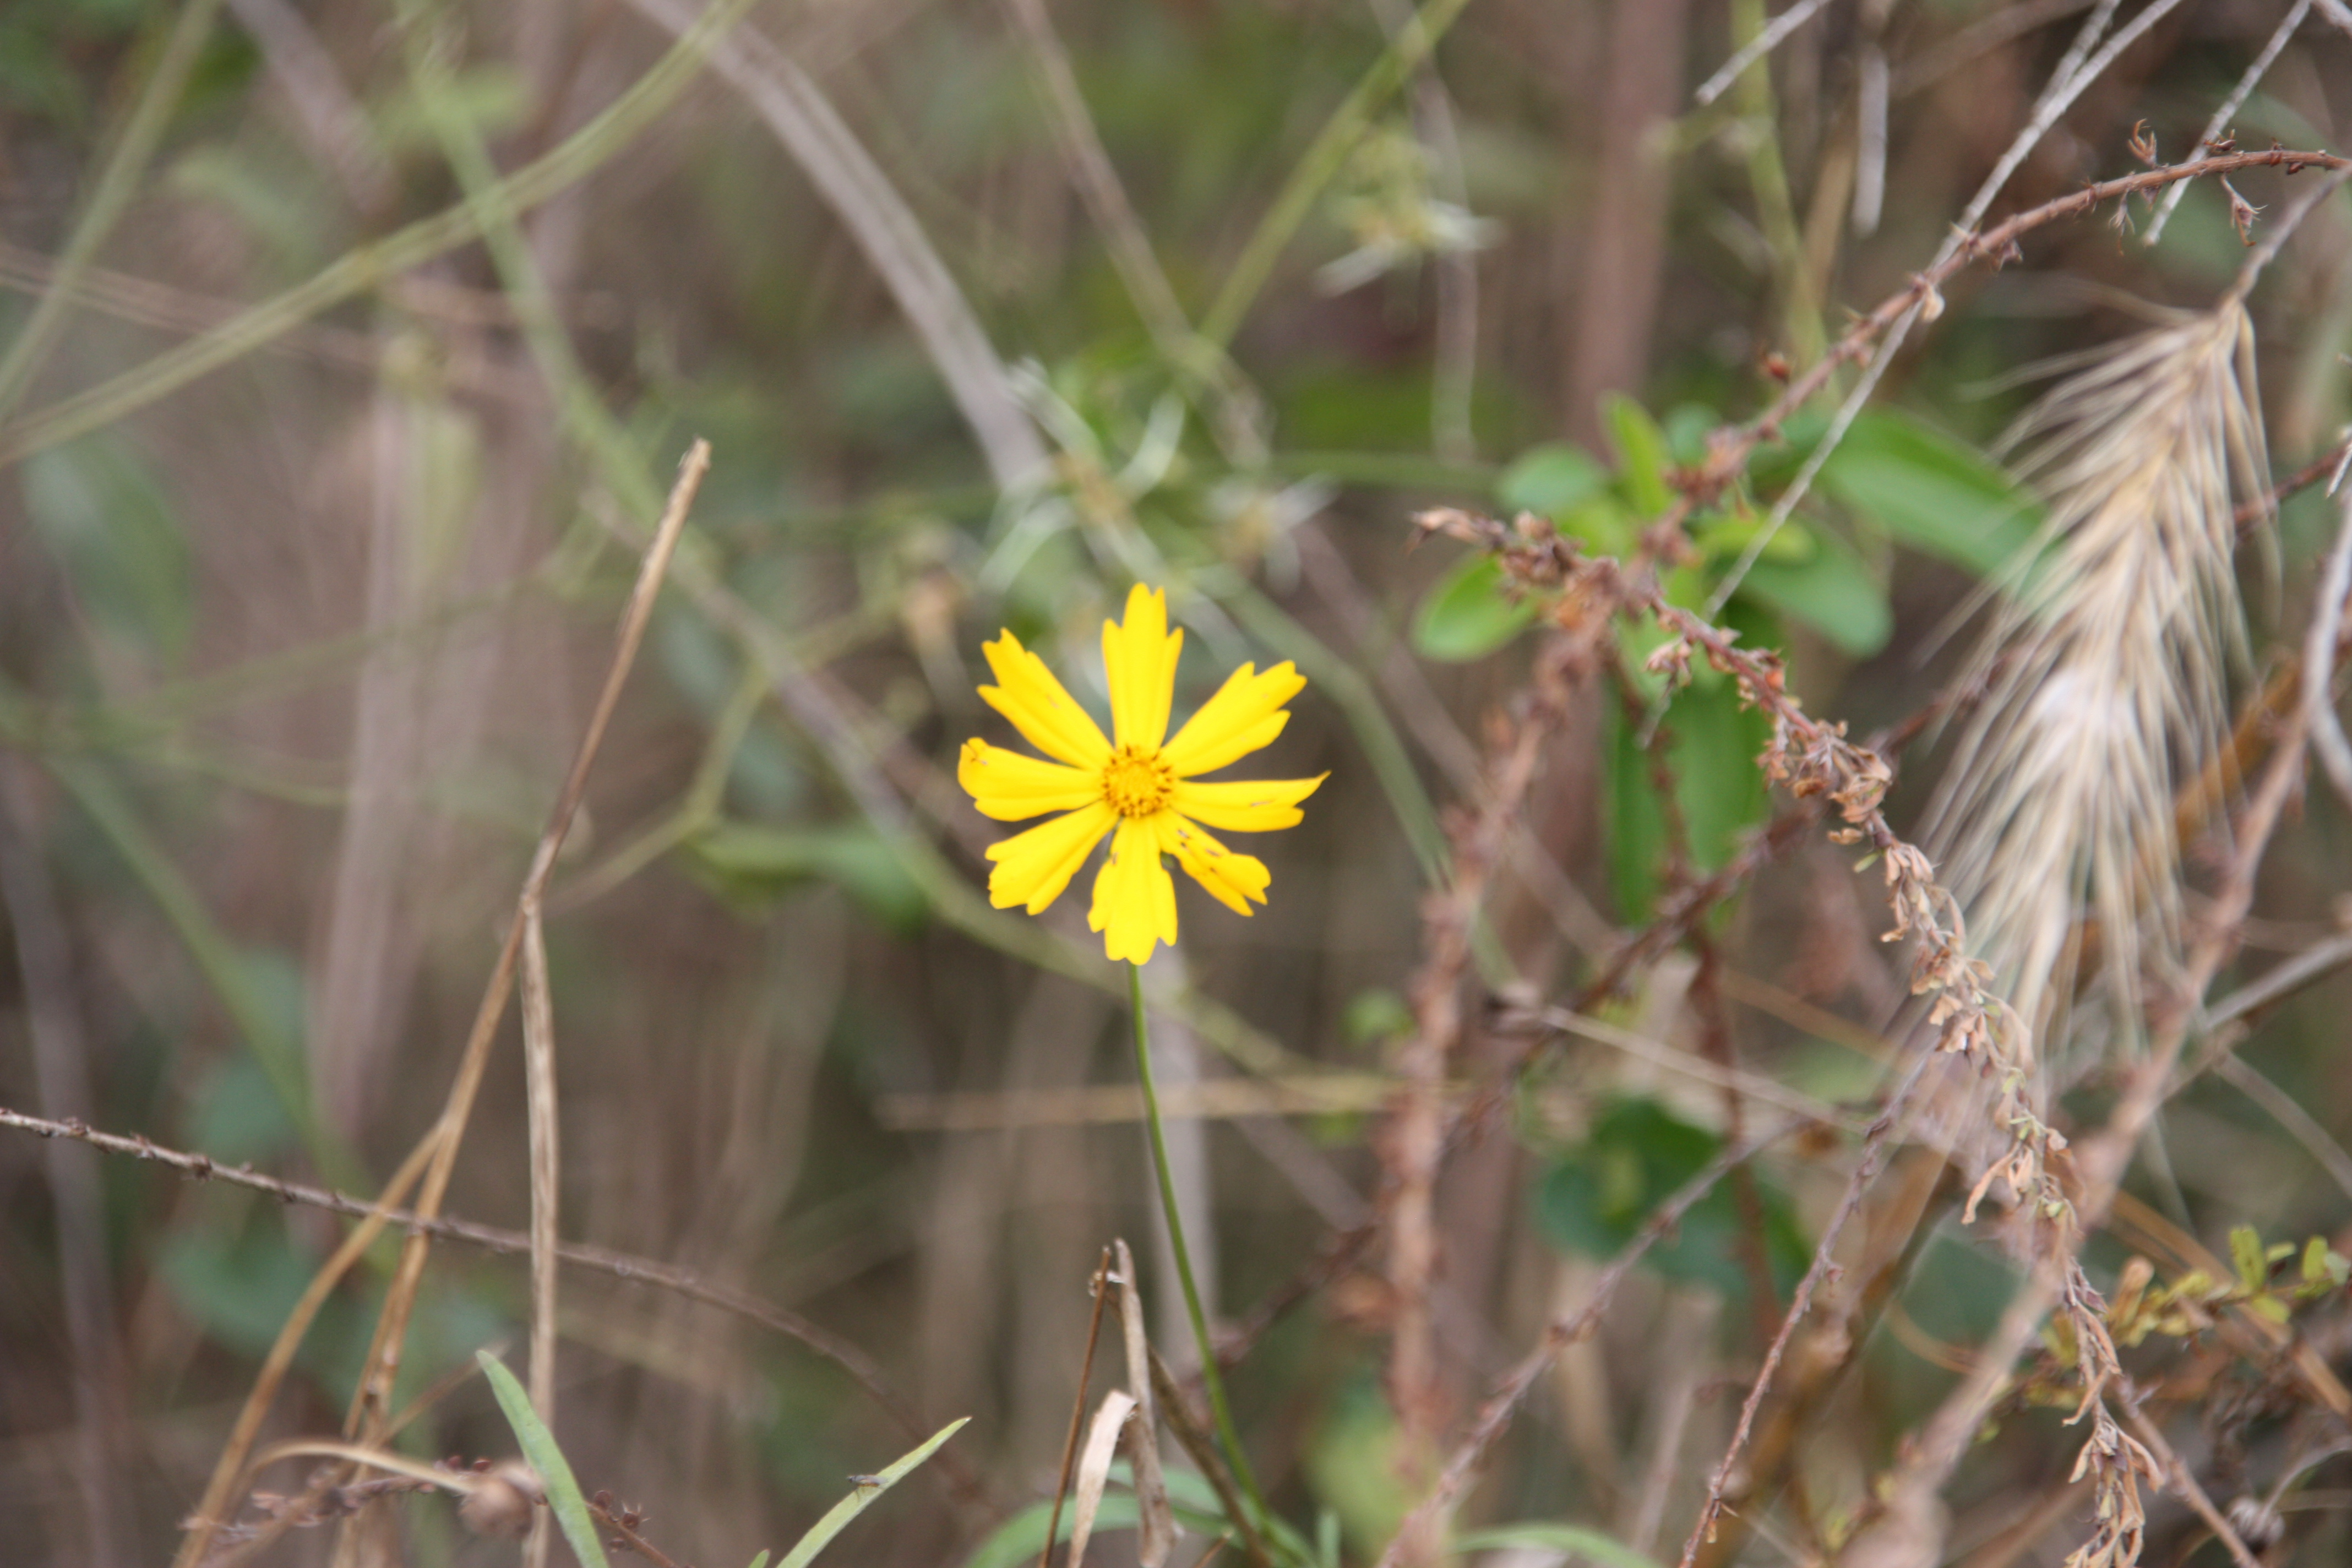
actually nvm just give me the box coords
[520,903,561,1568]
[172,440,711,1568]
[1068,1390,1138,1568]
[346,439,709,1433]
[1925,302,2267,1070]
[1039,1250,1115,1568]
[1112,1240,1175,1568]
[170,1138,437,1568]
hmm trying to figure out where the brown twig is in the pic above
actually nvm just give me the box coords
[1217,1222,1380,1372]
[346,440,707,1441]
[520,904,562,1568]
[1147,1346,1271,1568]
[1039,1250,1115,1568]
[2237,433,2352,533]
[2116,1383,2262,1568]
[170,441,714,1566]
[589,1495,690,1568]
[1383,626,1587,1462]
[1827,498,2331,1565]
[1664,148,2348,546]
[1409,510,2064,1567]
[0,1103,994,1504]
[1371,1115,1809,1568]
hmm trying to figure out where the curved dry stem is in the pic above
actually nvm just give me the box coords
[1373,1117,1808,1568]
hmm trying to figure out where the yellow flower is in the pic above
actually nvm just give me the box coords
[959,584,1325,965]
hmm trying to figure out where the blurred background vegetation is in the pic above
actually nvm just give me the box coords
[2,0,2351,1564]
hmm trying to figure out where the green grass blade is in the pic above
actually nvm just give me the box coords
[1197,0,1472,349]
[775,1417,970,1568]
[476,1350,612,1568]
[37,751,364,1188]
[0,0,764,472]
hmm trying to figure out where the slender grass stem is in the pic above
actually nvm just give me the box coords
[1128,959,1270,1535]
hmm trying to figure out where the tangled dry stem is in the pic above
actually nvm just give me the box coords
[1361,141,2352,1568]
[1422,465,2342,1563]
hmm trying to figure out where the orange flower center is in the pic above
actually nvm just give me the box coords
[1101,744,1175,819]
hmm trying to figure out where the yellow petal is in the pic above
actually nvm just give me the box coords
[1161,661,1305,777]
[1157,815,1272,916]
[959,738,1104,821]
[986,801,1117,914]
[1102,584,1183,751]
[1088,814,1178,963]
[1169,774,1326,833]
[980,631,1112,769]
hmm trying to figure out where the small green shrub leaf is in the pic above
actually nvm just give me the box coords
[1411,553,1538,662]
[1604,395,1673,515]
[1536,1098,1807,1300]
[1600,671,1772,922]
[2230,1224,2268,1292]
[1498,443,1608,519]
[1736,530,1892,656]
[1813,410,2038,577]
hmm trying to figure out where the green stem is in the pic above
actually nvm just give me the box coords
[1128,960,1270,1534]
[1197,0,1473,351]
[0,0,765,472]
[0,0,226,424]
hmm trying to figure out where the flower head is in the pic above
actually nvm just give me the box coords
[959,584,1325,965]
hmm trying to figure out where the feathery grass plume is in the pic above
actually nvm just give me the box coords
[1924,300,2268,1075]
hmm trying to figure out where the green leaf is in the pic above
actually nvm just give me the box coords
[1812,410,2039,578]
[184,1053,298,1167]
[161,1224,363,1376]
[1411,553,1538,662]
[1604,395,1672,515]
[1600,691,1667,923]
[2229,1224,2268,1292]
[1662,404,1719,466]
[1498,443,1608,519]
[685,822,928,933]
[1343,988,1412,1046]
[1736,529,1892,656]
[1599,672,1772,922]
[1536,1098,1807,1300]
[476,1351,612,1568]
[778,1418,970,1568]
[1557,497,1637,558]
[23,434,194,661]
[747,1554,772,1568]
[1453,1523,1665,1568]
[963,1499,1141,1568]
[1306,1379,1413,1552]
[1692,511,1815,567]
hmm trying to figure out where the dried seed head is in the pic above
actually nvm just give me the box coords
[458,1460,542,1539]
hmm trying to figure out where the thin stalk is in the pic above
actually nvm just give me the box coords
[1197,0,1472,350]
[0,0,227,424]
[1128,960,1270,1536]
